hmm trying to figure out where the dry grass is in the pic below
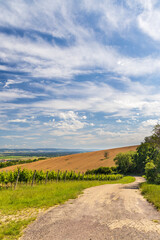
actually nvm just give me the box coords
[1,145,138,172]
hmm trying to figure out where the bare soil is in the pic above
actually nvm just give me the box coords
[20,177,160,240]
[2,145,138,172]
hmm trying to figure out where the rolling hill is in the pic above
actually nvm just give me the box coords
[1,145,138,172]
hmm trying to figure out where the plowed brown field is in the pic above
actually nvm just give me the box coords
[1,145,138,172]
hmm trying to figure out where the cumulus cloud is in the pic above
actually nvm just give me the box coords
[43,111,89,135]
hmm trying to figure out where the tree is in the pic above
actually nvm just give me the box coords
[135,143,159,174]
[145,124,160,148]
[114,152,136,174]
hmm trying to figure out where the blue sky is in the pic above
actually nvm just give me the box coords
[0,0,160,149]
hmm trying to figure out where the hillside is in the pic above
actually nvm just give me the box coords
[1,145,138,172]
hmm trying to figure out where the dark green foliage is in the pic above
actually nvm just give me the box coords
[114,152,136,174]
[135,143,159,174]
[85,167,116,175]
[113,140,160,179]
[145,161,156,182]
[111,166,117,171]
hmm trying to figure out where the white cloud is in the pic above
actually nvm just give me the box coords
[116,119,122,123]
[83,0,133,32]
[31,80,160,118]
[0,1,160,79]
[142,119,158,127]
[0,89,31,101]
[44,111,88,135]
[1,32,160,79]
[8,119,27,123]
[1,0,160,148]
[52,111,78,120]
[137,0,160,41]
[4,79,26,88]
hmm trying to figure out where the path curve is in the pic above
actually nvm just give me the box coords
[21,177,160,240]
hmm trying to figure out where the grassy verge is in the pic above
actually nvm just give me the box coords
[140,182,160,210]
[0,176,135,239]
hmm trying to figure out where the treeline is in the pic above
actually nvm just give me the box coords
[0,168,123,186]
[114,124,160,184]
[0,158,46,169]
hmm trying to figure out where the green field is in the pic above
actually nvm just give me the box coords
[0,176,135,240]
[140,182,160,210]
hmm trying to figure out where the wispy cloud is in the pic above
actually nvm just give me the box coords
[8,119,27,123]
[0,1,160,80]
[0,0,160,148]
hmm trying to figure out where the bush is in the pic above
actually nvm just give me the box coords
[145,161,157,182]
[114,152,136,174]
[85,167,114,175]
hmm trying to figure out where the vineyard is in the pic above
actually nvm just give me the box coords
[0,168,123,187]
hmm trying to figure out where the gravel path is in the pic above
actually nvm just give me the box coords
[21,177,160,240]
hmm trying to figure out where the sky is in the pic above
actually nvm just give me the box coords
[0,0,160,149]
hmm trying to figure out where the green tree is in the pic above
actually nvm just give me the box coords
[134,143,159,174]
[114,152,136,174]
[145,124,160,147]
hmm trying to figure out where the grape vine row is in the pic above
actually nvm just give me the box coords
[0,168,123,186]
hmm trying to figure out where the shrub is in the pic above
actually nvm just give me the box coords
[145,161,157,183]
[104,152,109,159]
[85,167,114,175]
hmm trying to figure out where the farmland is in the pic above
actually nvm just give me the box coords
[1,145,138,172]
[0,145,139,239]
[0,168,123,186]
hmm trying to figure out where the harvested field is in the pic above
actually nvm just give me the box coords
[1,145,138,172]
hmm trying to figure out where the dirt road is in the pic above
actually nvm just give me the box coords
[21,177,160,240]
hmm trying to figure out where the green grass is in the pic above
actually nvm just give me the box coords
[0,176,135,239]
[0,176,135,214]
[140,182,160,210]
[0,218,35,240]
